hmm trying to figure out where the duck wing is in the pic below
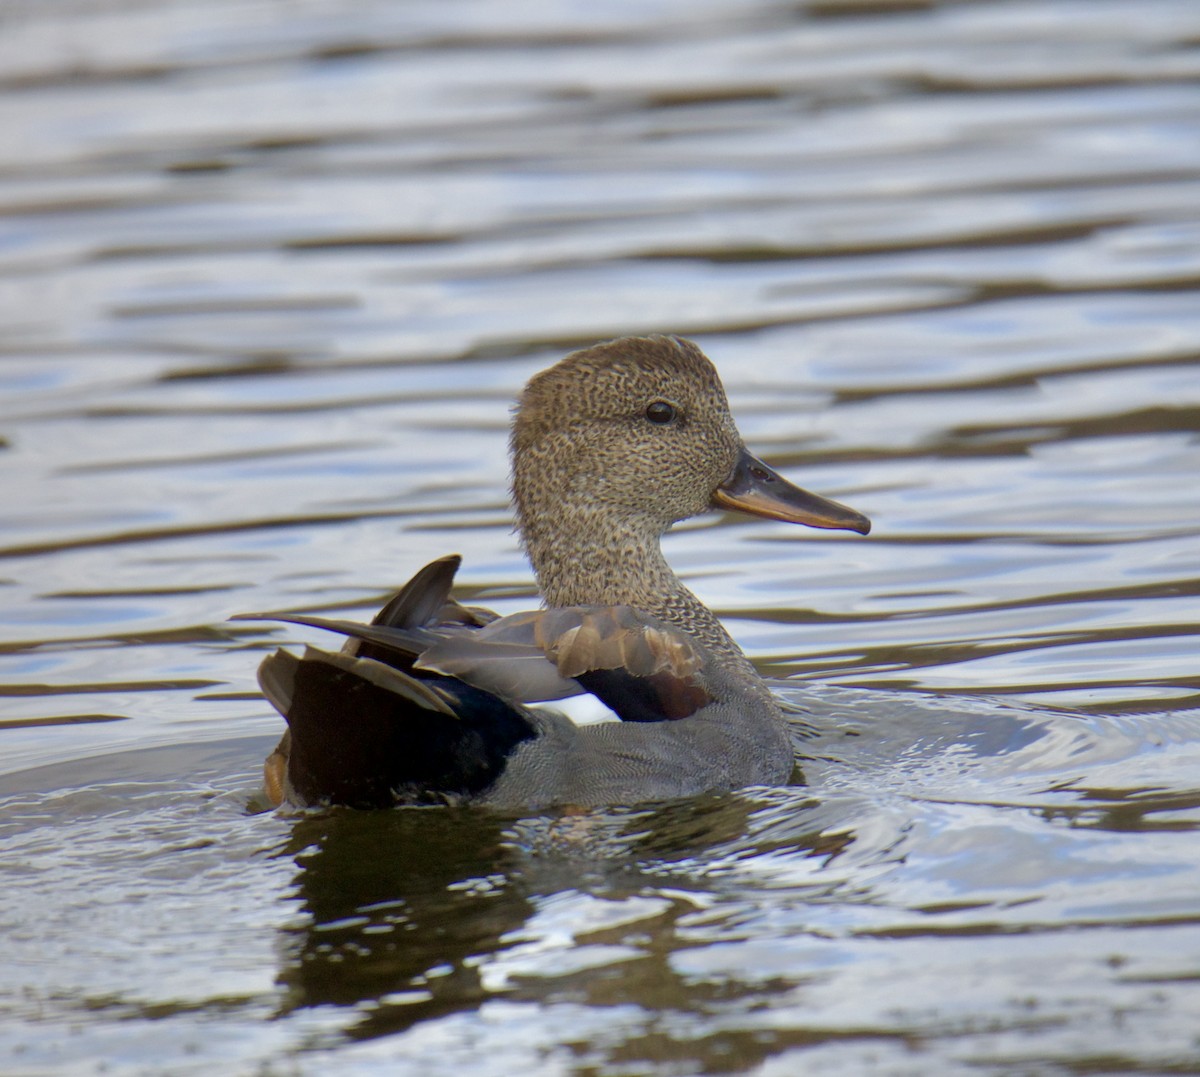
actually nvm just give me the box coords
[241,557,717,808]
[234,553,494,670]
[369,553,466,629]
[417,606,711,721]
[367,552,498,637]
[241,609,583,703]
[244,594,712,719]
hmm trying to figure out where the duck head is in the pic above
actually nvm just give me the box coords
[511,336,868,553]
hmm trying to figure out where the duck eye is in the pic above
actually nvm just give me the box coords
[644,400,677,425]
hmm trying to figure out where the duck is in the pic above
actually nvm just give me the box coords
[244,335,870,810]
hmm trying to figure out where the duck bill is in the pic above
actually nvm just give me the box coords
[713,448,871,535]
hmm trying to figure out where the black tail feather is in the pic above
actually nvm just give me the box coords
[259,647,537,808]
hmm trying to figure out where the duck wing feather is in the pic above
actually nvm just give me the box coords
[240,558,713,722]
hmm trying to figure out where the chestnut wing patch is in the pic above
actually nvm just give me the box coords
[419,606,712,722]
[236,552,713,724]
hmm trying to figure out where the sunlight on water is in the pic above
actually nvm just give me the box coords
[1,0,1199,1073]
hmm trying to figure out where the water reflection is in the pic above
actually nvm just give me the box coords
[277,808,521,1036]
[275,791,844,1053]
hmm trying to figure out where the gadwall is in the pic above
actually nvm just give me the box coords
[246,335,870,810]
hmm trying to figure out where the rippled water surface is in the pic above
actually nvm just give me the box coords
[3,0,1200,1073]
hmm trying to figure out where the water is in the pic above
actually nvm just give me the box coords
[2,0,1200,1072]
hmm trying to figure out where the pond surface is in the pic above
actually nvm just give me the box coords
[2,0,1200,1073]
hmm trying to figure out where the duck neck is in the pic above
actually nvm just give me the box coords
[517,503,754,673]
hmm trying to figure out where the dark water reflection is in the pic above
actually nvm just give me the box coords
[276,795,831,1052]
[278,810,520,1031]
[3,0,1200,1072]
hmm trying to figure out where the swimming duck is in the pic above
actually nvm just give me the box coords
[247,335,869,810]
